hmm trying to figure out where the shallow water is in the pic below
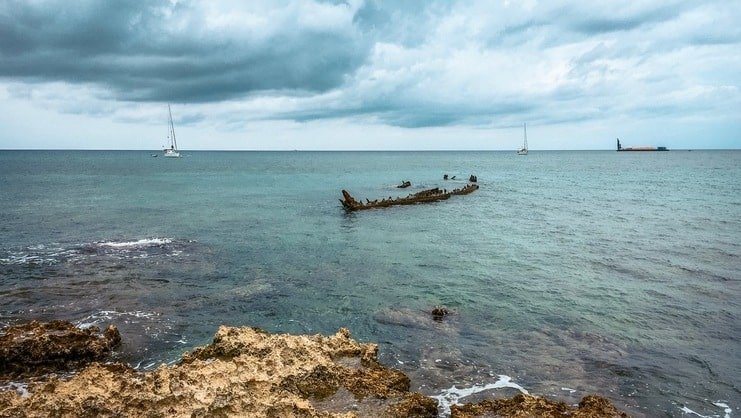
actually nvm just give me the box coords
[1,150,739,416]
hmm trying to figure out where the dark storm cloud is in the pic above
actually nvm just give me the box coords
[279,96,534,129]
[567,4,685,34]
[376,101,534,129]
[0,0,369,102]
[487,2,694,50]
[0,0,738,132]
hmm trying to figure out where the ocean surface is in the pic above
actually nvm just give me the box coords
[0,150,738,417]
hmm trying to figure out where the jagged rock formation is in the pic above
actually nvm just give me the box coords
[0,326,437,417]
[0,320,120,380]
[450,393,630,418]
[0,322,630,418]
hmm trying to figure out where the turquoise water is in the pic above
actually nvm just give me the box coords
[1,150,739,416]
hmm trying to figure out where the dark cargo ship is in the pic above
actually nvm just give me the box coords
[617,138,668,151]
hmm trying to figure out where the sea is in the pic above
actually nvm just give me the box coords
[0,150,738,417]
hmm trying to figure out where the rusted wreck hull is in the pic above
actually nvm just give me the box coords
[340,189,451,211]
[451,184,479,195]
[340,184,478,211]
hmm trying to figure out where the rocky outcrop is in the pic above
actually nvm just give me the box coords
[0,320,120,379]
[0,323,629,418]
[450,393,629,418]
[0,326,437,418]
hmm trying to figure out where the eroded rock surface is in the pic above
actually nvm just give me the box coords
[0,323,630,418]
[0,320,120,379]
[450,393,629,418]
[0,326,437,417]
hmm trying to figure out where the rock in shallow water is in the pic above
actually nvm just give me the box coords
[450,393,630,418]
[0,320,120,379]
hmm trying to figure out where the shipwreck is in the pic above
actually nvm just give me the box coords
[340,183,479,211]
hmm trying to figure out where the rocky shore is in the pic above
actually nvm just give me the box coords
[0,321,628,417]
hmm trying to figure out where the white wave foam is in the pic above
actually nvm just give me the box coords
[0,382,30,397]
[561,387,577,394]
[680,401,733,418]
[0,254,56,265]
[714,402,732,418]
[0,245,76,265]
[431,375,529,417]
[681,406,710,417]
[97,238,172,248]
[1,238,183,265]
[131,359,169,370]
[76,310,159,329]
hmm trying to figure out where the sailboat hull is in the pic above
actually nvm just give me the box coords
[164,149,180,158]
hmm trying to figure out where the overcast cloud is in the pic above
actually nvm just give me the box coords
[0,0,738,149]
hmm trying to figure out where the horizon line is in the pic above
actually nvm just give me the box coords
[0,148,736,152]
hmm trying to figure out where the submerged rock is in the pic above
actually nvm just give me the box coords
[431,306,450,322]
[0,320,120,379]
[450,393,629,418]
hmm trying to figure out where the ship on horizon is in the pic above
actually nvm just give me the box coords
[617,138,668,152]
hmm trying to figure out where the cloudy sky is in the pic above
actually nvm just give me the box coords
[0,0,739,150]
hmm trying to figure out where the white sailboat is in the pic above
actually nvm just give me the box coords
[517,123,528,155]
[163,104,180,158]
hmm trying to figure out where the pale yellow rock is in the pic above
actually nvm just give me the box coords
[0,326,438,418]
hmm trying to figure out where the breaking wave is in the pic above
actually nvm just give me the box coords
[431,375,529,417]
[679,401,733,418]
[0,238,186,265]
[97,238,173,248]
[75,310,160,329]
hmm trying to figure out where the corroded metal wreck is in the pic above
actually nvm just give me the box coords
[340,183,479,211]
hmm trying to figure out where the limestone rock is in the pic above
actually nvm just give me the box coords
[0,323,630,418]
[0,326,437,417]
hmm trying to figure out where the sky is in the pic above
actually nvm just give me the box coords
[0,0,739,150]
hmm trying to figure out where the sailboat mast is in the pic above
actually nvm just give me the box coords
[168,104,178,150]
[524,123,528,149]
